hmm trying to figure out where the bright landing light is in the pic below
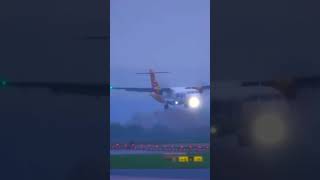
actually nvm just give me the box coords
[188,96,200,108]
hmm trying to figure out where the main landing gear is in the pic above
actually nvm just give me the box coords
[164,103,169,110]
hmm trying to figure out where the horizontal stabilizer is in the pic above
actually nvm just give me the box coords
[136,72,169,74]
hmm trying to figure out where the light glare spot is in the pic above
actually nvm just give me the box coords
[252,113,287,147]
[188,96,200,108]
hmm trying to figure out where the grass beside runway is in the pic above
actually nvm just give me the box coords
[111,153,210,169]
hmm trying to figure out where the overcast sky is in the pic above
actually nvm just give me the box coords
[110,0,210,123]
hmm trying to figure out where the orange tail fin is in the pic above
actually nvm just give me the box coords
[136,69,169,94]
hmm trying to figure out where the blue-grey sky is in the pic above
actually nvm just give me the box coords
[110,0,210,124]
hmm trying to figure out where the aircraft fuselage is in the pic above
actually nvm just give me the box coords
[151,87,202,109]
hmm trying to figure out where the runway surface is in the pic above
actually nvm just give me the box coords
[110,169,210,180]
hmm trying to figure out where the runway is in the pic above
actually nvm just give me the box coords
[110,176,184,180]
[110,169,210,180]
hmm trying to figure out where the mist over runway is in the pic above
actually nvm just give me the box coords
[110,105,210,144]
[129,105,210,129]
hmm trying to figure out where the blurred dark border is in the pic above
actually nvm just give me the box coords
[212,0,320,179]
[0,0,110,179]
[210,0,215,178]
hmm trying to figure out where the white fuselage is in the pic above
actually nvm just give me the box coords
[163,87,201,106]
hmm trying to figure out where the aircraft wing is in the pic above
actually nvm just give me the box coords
[4,75,320,98]
[242,76,320,88]
[241,75,320,98]
[185,85,211,92]
[201,85,211,89]
[2,81,108,96]
[1,80,171,95]
[111,87,172,93]
[111,87,153,92]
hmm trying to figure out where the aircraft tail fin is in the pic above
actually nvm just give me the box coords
[136,69,169,94]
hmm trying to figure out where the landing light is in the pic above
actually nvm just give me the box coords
[188,96,200,108]
[175,101,179,105]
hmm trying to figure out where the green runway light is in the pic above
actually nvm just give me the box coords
[1,81,6,86]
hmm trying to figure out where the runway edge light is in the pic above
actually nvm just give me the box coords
[178,156,189,163]
[193,155,203,162]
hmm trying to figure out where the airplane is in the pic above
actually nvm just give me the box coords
[110,69,210,110]
[2,72,320,147]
